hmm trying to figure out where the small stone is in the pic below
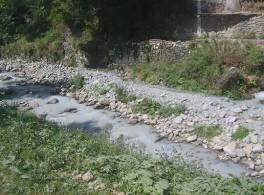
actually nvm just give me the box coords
[226,116,237,123]
[250,135,258,144]
[0,75,12,81]
[187,135,197,142]
[223,142,237,157]
[63,108,78,113]
[250,172,259,177]
[128,118,138,125]
[259,170,264,177]
[47,98,59,104]
[252,144,263,153]
[82,171,94,182]
[233,107,243,113]
[243,145,253,156]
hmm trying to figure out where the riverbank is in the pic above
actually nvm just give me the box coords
[0,59,264,177]
[1,105,264,194]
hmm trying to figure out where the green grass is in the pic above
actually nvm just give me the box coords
[232,126,250,141]
[132,98,186,118]
[0,105,263,194]
[70,74,85,89]
[114,86,137,104]
[92,85,109,95]
[193,125,223,140]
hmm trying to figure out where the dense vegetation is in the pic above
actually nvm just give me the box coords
[129,40,264,99]
[0,105,264,194]
[0,0,194,64]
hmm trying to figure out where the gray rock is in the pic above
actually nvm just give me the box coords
[82,171,94,182]
[47,98,59,104]
[0,75,12,81]
[223,142,237,157]
[217,67,245,91]
[63,108,78,113]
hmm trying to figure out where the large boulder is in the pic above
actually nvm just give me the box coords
[217,67,245,91]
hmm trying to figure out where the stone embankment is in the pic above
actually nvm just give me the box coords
[1,59,264,177]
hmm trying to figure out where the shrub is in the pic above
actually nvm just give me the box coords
[193,125,223,140]
[245,44,264,74]
[232,126,250,141]
[114,86,136,103]
[70,74,84,89]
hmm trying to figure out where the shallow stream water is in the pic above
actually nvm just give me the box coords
[0,73,251,178]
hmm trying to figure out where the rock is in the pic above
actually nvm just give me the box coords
[223,142,237,157]
[128,118,138,125]
[47,98,59,104]
[255,91,264,104]
[0,75,12,81]
[94,100,109,109]
[226,116,238,123]
[172,116,184,127]
[250,135,258,144]
[252,144,263,153]
[86,100,97,106]
[63,108,78,113]
[259,169,264,177]
[82,171,94,182]
[28,101,40,110]
[187,135,197,142]
[250,172,259,177]
[243,145,253,156]
[217,67,245,92]
[233,107,243,114]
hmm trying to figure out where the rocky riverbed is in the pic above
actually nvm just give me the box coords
[1,59,264,178]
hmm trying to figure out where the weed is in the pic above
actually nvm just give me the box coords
[70,74,84,89]
[114,86,136,103]
[92,85,109,95]
[159,104,186,118]
[232,126,250,141]
[132,98,185,118]
[132,98,161,116]
[193,125,223,140]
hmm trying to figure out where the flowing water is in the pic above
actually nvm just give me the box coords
[0,73,251,178]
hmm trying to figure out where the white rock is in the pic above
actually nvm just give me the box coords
[243,145,253,156]
[233,107,243,113]
[82,171,94,182]
[223,142,237,157]
[252,144,263,153]
[226,116,238,123]
[187,135,197,142]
